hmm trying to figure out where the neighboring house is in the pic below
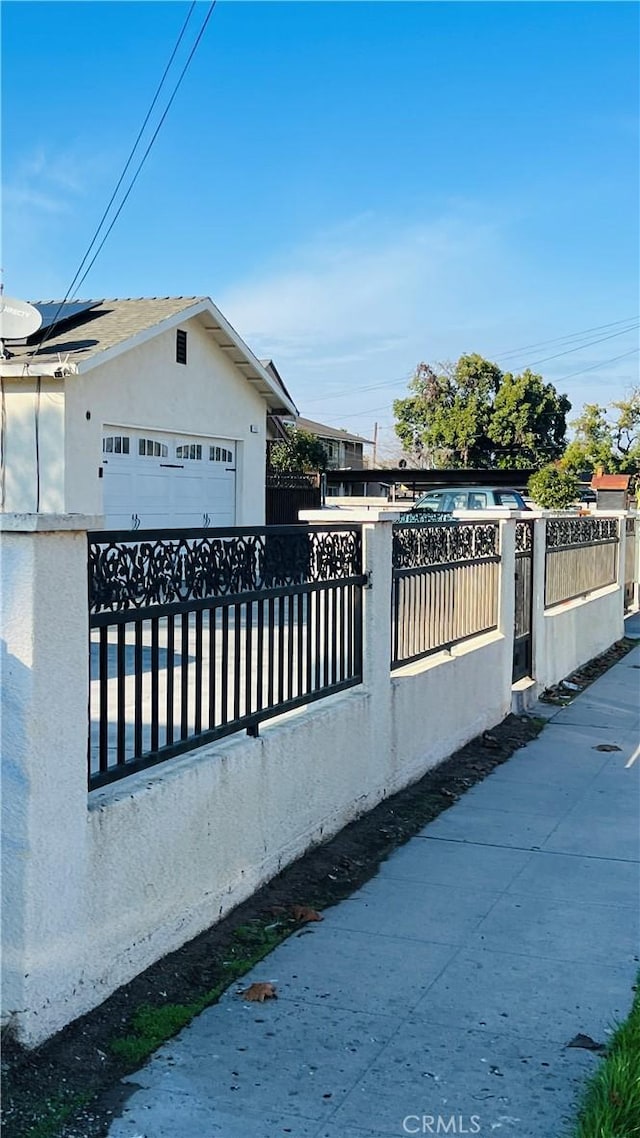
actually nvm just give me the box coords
[0,297,297,528]
[262,360,298,444]
[591,472,632,511]
[294,417,373,471]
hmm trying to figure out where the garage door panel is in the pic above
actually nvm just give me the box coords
[102,428,237,530]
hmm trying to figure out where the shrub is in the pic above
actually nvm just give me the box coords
[528,464,579,509]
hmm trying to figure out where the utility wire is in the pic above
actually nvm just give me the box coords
[490,315,639,362]
[512,323,639,371]
[54,2,196,310]
[547,346,640,386]
[304,321,639,408]
[30,0,212,360]
[327,346,640,424]
[73,1,216,298]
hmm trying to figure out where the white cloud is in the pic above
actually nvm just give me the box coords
[219,209,521,426]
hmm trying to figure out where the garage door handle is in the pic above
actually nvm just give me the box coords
[225,467,236,472]
[160,463,184,469]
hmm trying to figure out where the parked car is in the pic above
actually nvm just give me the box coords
[407,486,530,514]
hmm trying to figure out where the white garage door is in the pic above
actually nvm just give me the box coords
[102,428,236,530]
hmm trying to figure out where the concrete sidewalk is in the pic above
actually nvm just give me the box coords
[109,645,640,1138]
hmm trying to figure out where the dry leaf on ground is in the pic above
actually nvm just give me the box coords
[291,905,323,923]
[239,982,278,1002]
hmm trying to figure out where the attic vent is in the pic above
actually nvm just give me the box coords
[176,328,187,365]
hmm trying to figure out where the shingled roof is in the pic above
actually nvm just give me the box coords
[9,297,205,363]
[1,296,298,414]
[590,473,631,490]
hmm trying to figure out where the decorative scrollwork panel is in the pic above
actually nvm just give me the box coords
[392,521,499,570]
[89,527,362,613]
[515,520,534,554]
[546,517,618,550]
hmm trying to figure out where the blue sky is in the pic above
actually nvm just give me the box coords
[3,1,639,456]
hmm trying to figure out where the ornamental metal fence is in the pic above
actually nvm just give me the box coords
[544,516,619,609]
[513,519,534,682]
[624,515,638,611]
[265,470,322,525]
[88,525,366,789]
[391,520,501,669]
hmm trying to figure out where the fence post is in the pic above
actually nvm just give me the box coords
[498,517,516,698]
[530,516,547,687]
[628,516,633,609]
[361,517,394,695]
[0,513,97,1045]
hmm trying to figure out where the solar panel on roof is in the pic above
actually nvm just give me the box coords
[32,300,104,336]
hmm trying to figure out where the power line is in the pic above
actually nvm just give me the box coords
[56,2,197,308]
[73,2,216,298]
[550,347,640,386]
[326,346,640,426]
[303,369,413,406]
[511,323,639,372]
[303,319,639,409]
[490,315,639,362]
[31,1,214,359]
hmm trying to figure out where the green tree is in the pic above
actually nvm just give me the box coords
[393,354,570,469]
[489,370,571,469]
[528,464,579,509]
[560,390,640,475]
[269,426,328,472]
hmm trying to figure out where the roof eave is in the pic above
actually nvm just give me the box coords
[74,297,298,415]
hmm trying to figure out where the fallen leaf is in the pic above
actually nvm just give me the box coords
[566,1033,606,1053]
[239,982,277,1002]
[592,744,622,752]
[292,905,323,923]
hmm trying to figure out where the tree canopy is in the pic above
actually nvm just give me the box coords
[268,425,328,472]
[560,389,640,475]
[393,354,571,470]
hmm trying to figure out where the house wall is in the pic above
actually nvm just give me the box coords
[64,317,268,524]
[0,380,66,512]
[0,316,269,524]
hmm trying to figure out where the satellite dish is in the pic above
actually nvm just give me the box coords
[0,296,43,340]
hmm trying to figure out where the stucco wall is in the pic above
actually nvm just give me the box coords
[1,513,626,1046]
[1,519,90,1034]
[529,517,626,692]
[534,585,624,690]
[0,380,65,512]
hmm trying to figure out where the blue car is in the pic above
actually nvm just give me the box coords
[409,486,529,514]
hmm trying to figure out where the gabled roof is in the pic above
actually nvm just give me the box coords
[590,473,631,490]
[296,416,374,446]
[1,296,298,414]
[260,359,297,409]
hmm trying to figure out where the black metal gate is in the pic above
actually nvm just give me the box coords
[513,520,534,681]
[265,471,322,525]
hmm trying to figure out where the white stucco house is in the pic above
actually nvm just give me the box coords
[0,296,297,528]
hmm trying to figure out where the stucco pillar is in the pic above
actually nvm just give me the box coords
[497,517,516,696]
[361,518,394,693]
[1,513,98,1045]
[360,518,395,780]
[530,516,547,687]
